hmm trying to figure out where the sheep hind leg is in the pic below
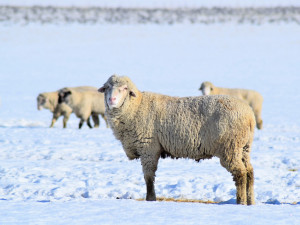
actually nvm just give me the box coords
[63,114,70,128]
[246,166,255,205]
[254,110,263,130]
[141,154,160,201]
[242,151,255,205]
[256,118,263,130]
[234,168,247,205]
[221,156,247,205]
[91,113,99,128]
[87,117,93,129]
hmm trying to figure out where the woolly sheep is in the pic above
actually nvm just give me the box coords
[58,88,108,129]
[99,75,256,205]
[37,86,99,128]
[199,81,263,129]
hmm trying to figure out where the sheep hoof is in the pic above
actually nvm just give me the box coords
[146,195,156,201]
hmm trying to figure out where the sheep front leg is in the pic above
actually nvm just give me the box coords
[50,115,59,128]
[51,111,61,128]
[50,118,56,128]
[140,153,160,201]
[145,174,156,201]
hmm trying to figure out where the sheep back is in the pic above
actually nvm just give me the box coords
[107,91,255,161]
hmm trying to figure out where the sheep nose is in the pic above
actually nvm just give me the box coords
[109,97,117,104]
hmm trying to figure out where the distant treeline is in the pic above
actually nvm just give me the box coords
[0,6,300,25]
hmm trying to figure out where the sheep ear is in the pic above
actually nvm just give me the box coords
[98,87,105,93]
[129,91,136,97]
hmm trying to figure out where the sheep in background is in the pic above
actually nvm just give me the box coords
[199,81,263,129]
[37,86,99,128]
[99,75,256,205]
[58,88,108,129]
[37,91,73,128]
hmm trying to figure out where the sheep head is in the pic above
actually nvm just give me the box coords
[58,88,72,104]
[37,94,47,110]
[99,75,138,110]
[199,81,215,95]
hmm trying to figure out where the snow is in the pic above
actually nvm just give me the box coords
[0,200,299,225]
[0,3,300,224]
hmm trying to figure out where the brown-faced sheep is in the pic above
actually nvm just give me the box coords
[99,75,256,205]
[37,86,99,128]
[199,81,263,129]
[58,88,108,129]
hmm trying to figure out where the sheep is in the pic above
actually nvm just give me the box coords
[99,75,256,205]
[37,91,73,128]
[37,86,99,128]
[58,88,108,129]
[199,81,263,129]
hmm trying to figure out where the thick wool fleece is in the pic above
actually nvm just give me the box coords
[102,75,256,205]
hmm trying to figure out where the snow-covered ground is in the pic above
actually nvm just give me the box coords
[0,2,300,224]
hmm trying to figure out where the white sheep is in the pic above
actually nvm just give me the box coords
[37,86,99,128]
[58,88,108,129]
[199,81,263,129]
[99,75,256,205]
